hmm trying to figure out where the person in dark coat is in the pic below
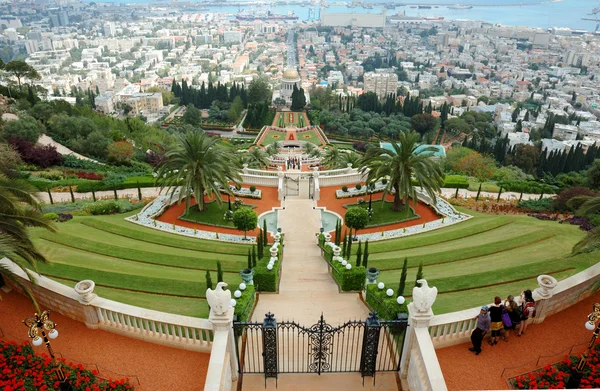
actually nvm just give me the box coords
[469,305,491,355]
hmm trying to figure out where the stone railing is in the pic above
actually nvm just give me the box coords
[428,262,600,349]
[318,165,354,176]
[242,165,279,177]
[318,172,367,187]
[240,173,279,187]
[0,258,213,353]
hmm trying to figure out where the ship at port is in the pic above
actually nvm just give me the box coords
[424,15,444,20]
[236,10,298,21]
[448,4,473,9]
[418,5,432,9]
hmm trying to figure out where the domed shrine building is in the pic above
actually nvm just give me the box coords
[272,67,310,106]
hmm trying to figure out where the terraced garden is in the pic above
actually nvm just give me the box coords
[350,208,596,314]
[30,210,252,318]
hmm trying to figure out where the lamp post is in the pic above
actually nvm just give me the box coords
[566,303,600,389]
[368,182,374,219]
[23,310,73,391]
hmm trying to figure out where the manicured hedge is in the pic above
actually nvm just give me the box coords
[323,246,366,291]
[28,176,156,192]
[234,285,255,322]
[443,175,469,189]
[253,237,283,292]
[365,284,408,320]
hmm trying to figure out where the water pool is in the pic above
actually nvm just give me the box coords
[258,211,278,232]
[321,210,341,233]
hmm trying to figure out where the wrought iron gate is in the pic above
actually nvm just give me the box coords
[284,175,299,197]
[233,312,408,385]
[308,175,315,200]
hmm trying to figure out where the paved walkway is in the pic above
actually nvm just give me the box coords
[251,198,369,326]
[242,198,388,391]
[437,291,600,390]
[0,290,209,391]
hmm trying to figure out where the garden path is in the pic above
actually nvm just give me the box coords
[251,198,369,326]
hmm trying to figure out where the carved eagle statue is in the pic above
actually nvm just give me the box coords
[206,282,231,316]
[412,279,438,312]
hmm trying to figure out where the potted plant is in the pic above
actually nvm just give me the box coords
[240,268,254,285]
[366,267,380,284]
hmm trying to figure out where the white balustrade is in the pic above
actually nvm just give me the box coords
[407,328,448,391]
[240,174,279,187]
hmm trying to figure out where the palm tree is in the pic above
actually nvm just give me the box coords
[569,196,600,254]
[303,142,316,155]
[359,131,444,212]
[342,151,361,168]
[0,174,55,305]
[266,141,280,157]
[322,147,344,169]
[156,131,242,215]
[244,147,270,169]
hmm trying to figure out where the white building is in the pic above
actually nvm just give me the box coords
[104,22,116,37]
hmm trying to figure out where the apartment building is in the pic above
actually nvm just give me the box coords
[363,70,398,99]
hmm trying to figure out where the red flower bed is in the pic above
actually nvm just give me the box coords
[511,344,600,389]
[63,170,105,181]
[0,340,132,390]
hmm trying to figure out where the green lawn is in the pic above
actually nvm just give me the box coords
[343,200,418,227]
[180,202,255,228]
[261,129,286,145]
[30,211,255,318]
[357,208,593,314]
[297,130,323,146]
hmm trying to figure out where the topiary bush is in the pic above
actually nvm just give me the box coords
[342,185,348,192]
[323,245,366,291]
[249,185,256,193]
[234,285,255,322]
[83,200,121,215]
[356,183,362,190]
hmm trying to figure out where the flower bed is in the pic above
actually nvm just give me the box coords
[0,340,132,390]
[510,344,600,389]
[336,182,388,199]
[560,216,596,231]
[221,185,262,200]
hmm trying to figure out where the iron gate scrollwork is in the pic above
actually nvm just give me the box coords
[234,312,408,384]
[284,175,299,197]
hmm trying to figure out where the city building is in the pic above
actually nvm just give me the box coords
[123,92,164,116]
[363,70,398,99]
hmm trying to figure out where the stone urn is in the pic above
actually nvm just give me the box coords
[324,233,332,243]
[536,274,558,299]
[240,268,254,285]
[366,268,380,284]
[74,280,97,303]
[270,246,279,257]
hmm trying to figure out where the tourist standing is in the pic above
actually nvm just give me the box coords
[469,306,490,355]
[488,296,504,346]
[517,290,536,337]
[503,295,520,342]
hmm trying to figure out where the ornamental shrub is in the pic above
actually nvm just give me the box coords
[83,200,121,215]
[249,185,256,193]
[553,187,599,212]
[234,285,256,322]
[365,284,408,320]
[232,207,258,239]
[381,178,388,185]
[342,185,348,192]
[355,183,362,190]
[43,212,58,221]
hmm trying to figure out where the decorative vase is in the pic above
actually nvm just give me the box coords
[240,268,254,285]
[74,280,97,303]
[366,268,380,284]
[536,274,558,299]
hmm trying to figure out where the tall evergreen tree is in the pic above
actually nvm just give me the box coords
[205,270,213,290]
[414,262,424,288]
[252,245,257,268]
[217,261,224,283]
[247,248,252,269]
[257,231,263,259]
[355,240,362,267]
[362,240,369,269]
[398,257,408,296]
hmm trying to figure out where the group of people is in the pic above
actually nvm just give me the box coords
[469,290,536,355]
[286,157,302,170]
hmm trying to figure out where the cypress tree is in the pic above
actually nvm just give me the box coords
[217,261,224,283]
[475,183,482,201]
[263,220,268,245]
[257,231,263,259]
[137,181,142,201]
[341,231,347,258]
[91,186,96,202]
[252,245,257,268]
[362,240,369,269]
[497,185,503,202]
[346,236,353,259]
[205,270,213,291]
[247,248,252,269]
[355,240,362,267]
[415,262,424,288]
[399,257,408,296]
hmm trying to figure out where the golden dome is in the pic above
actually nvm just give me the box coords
[282,68,300,80]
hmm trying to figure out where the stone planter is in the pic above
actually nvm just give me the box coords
[240,268,254,285]
[366,268,380,284]
[536,274,558,299]
[270,247,279,257]
[324,233,332,243]
[74,280,97,303]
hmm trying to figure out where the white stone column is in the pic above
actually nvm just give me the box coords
[204,307,238,391]
[399,302,434,382]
